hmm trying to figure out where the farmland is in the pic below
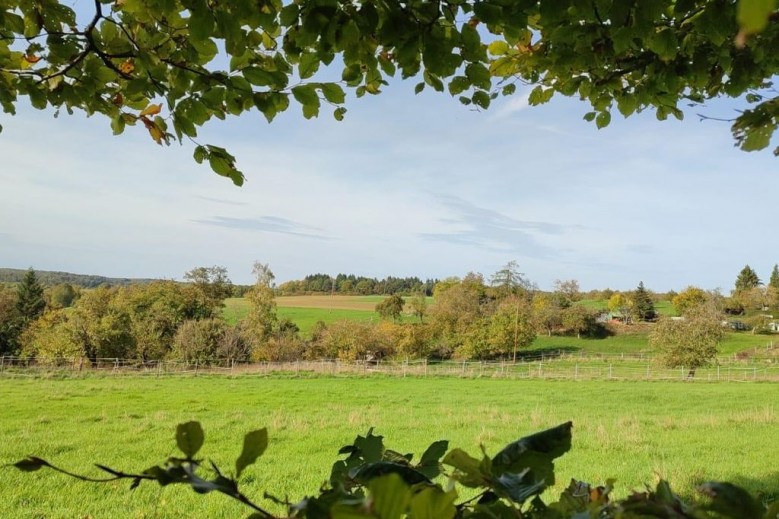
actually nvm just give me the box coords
[1,376,778,518]
[223,295,776,358]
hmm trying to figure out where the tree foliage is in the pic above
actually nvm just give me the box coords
[15,268,45,325]
[13,420,779,519]
[632,281,656,321]
[649,303,725,374]
[672,286,709,315]
[375,294,405,322]
[769,264,779,291]
[3,0,777,184]
[735,264,762,292]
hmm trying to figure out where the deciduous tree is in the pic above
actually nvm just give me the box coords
[649,303,724,377]
[1,0,777,184]
[490,261,531,299]
[672,286,709,315]
[375,294,404,323]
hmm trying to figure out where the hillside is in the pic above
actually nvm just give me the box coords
[0,268,158,288]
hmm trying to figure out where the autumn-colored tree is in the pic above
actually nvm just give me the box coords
[672,286,709,316]
[183,265,233,312]
[375,294,405,323]
[649,304,724,377]
[532,293,562,336]
[487,296,536,361]
[408,292,428,323]
[0,286,20,355]
[561,305,599,339]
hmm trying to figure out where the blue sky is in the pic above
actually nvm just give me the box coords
[1,80,777,291]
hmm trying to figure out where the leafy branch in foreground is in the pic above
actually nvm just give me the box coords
[1,0,779,184]
[12,420,779,518]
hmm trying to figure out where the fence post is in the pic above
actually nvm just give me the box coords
[194,360,199,376]
[0,356,4,373]
[461,360,466,377]
[574,364,578,380]
[754,367,757,380]
[717,365,720,381]
[424,358,428,377]
[609,364,613,379]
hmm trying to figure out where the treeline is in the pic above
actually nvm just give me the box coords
[2,264,614,364]
[277,274,438,296]
[0,268,157,288]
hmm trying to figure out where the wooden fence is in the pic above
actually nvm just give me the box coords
[1,356,778,382]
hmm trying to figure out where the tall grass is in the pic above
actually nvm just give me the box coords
[1,377,777,518]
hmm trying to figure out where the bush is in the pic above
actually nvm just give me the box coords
[170,318,228,363]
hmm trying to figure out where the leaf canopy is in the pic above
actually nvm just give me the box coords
[0,0,777,184]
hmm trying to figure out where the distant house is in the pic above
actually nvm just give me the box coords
[768,322,779,333]
[725,320,748,331]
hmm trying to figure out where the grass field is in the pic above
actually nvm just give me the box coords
[223,297,422,335]
[1,376,778,518]
[223,296,777,356]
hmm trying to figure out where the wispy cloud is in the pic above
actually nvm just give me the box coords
[195,196,248,207]
[419,195,577,258]
[489,90,530,121]
[193,215,332,240]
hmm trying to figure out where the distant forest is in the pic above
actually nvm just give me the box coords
[0,268,158,288]
[277,273,439,296]
[0,268,437,296]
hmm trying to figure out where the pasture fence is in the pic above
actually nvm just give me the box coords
[1,355,779,382]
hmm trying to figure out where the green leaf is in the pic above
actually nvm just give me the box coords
[369,473,411,519]
[448,76,470,96]
[292,84,319,107]
[491,421,572,489]
[193,145,207,164]
[176,422,205,459]
[409,487,457,519]
[321,83,345,104]
[596,111,611,129]
[298,53,320,79]
[583,111,597,122]
[488,40,509,56]
[333,107,347,121]
[243,67,275,86]
[235,428,268,478]
[472,91,490,109]
[697,482,764,519]
[616,95,638,117]
[494,471,547,503]
[414,82,425,94]
[442,448,489,487]
[737,0,777,34]
[111,115,126,135]
[189,10,215,41]
[353,462,431,485]
[473,2,503,25]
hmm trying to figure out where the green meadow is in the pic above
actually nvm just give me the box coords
[1,376,778,518]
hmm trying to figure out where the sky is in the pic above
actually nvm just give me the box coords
[1,73,778,291]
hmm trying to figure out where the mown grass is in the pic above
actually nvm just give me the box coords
[1,376,778,518]
[223,297,421,335]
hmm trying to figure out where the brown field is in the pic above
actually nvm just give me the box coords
[276,295,380,311]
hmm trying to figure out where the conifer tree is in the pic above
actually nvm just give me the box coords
[735,265,761,292]
[769,265,779,291]
[633,282,656,321]
[15,268,46,325]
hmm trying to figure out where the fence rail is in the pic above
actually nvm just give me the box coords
[2,356,779,382]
